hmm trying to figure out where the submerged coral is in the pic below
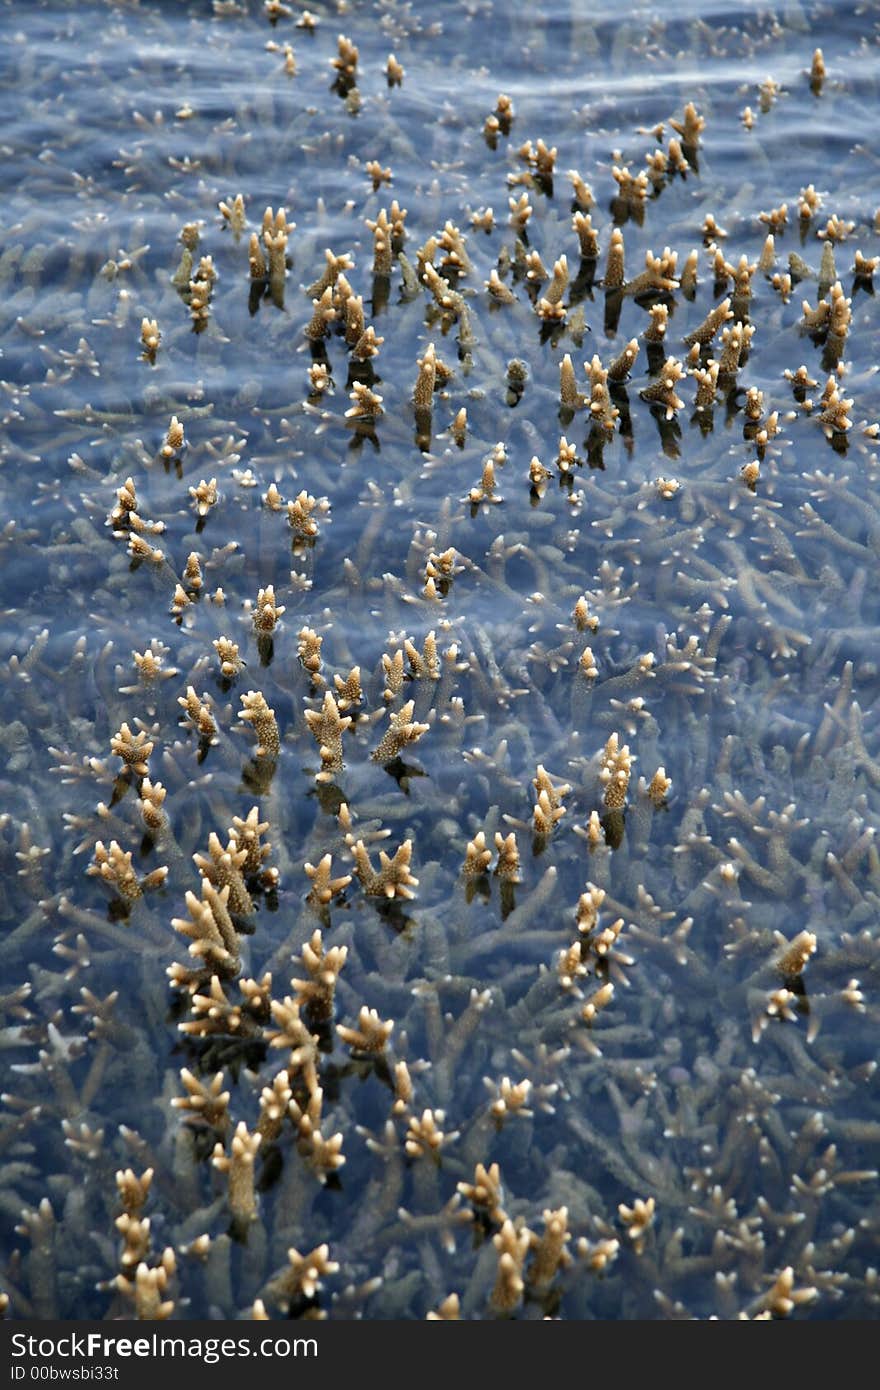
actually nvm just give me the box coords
[0,0,879,1328]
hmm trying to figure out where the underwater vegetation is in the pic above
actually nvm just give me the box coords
[1,0,880,1320]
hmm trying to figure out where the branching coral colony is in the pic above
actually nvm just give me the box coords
[2,0,880,1328]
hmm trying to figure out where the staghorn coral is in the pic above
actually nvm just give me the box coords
[193,832,253,916]
[237,692,280,760]
[229,806,274,880]
[304,690,352,782]
[586,356,619,433]
[170,879,240,982]
[337,1005,394,1055]
[292,929,347,1018]
[618,1197,655,1255]
[491,1220,532,1313]
[171,1069,231,1131]
[177,685,218,742]
[670,101,705,147]
[87,840,167,903]
[536,256,569,320]
[110,723,153,778]
[211,1122,261,1228]
[250,584,285,635]
[371,700,430,763]
[604,227,626,289]
[683,296,733,347]
[139,317,160,361]
[263,1245,339,1312]
[352,838,418,901]
[3,0,880,1332]
[573,212,599,259]
[304,855,351,909]
[640,357,686,419]
[532,764,571,837]
[623,247,679,298]
[599,733,634,810]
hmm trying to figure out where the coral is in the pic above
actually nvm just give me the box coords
[4,0,880,1331]
[604,228,626,289]
[171,879,240,980]
[491,1220,532,1312]
[670,101,705,146]
[623,247,679,298]
[640,357,686,419]
[536,256,569,320]
[573,212,599,258]
[193,832,253,916]
[251,585,285,634]
[618,1197,655,1255]
[304,855,351,909]
[264,1246,338,1312]
[139,318,160,360]
[212,1122,261,1227]
[599,733,634,810]
[683,297,732,347]
[337,1006,394,1054]
[88,840,166,902]
[352,839,418,900]
[386,53,404,86]
[292,929,347,1018]
[304,691,352,782]
[372,700,430,762]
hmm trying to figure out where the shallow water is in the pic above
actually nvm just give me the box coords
[1,0,879,1321]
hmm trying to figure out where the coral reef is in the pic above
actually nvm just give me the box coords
[0,0,879,1328]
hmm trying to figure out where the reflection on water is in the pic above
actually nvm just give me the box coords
[1,0,879,1321]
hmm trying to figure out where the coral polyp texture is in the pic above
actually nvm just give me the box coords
[0,0,879,1323]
